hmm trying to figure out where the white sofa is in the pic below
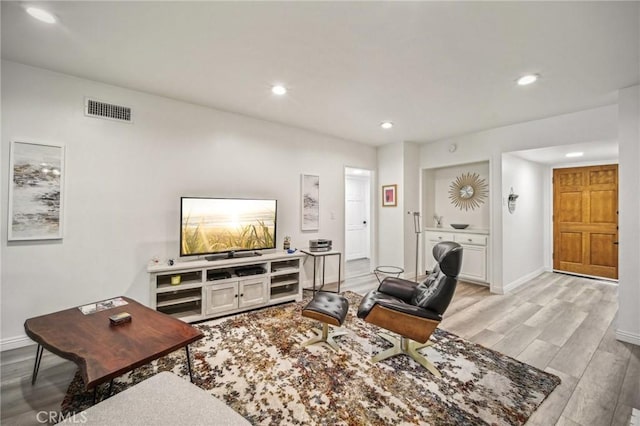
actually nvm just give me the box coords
[62,372,250,425]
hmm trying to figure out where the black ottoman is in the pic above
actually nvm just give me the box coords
[301,292,349,351]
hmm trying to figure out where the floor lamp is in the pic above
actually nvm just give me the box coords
[413,212,421,282]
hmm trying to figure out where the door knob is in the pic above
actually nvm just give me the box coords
[613,241,619,245]
[363,220,367,225]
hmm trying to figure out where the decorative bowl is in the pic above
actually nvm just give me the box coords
[450,224,469,229]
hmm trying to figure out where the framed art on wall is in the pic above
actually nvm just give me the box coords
[301,174,319,231]
[8,141,65,241]
[448,172,488,211]
[382,184,397,207]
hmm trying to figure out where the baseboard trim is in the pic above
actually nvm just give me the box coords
[502,268,546,294]
[1,334,34,352]
[615,329,640,346]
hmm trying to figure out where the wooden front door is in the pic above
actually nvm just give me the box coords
[553,164,618,279]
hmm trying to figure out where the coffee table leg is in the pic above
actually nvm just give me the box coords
[107,379,114,397]
[185,345,194,383]
[31,344,44,385]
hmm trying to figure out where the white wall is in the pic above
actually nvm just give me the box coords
[376,141,423,277]
[617,84,640,345]
[377,143,404,271]
[501,153,546,291]
[403,142,420,277]
[0,61,377,348]
[419,104,618,293]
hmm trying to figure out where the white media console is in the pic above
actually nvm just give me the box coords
[147,251,305,322]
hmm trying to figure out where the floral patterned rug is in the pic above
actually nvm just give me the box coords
[62,291,560,425]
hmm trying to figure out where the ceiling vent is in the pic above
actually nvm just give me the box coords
[84,98,132,123]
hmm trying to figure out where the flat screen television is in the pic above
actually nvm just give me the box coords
[180,197,277,259]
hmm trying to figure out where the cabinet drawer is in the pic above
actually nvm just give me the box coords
[240,276,267,287]
[426,232,455,242]
[454,234,487,246]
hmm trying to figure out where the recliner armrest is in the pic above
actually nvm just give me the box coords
[378,277,418,303]
[376,300,442,321]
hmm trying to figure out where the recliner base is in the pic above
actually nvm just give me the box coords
[302,323,348,352]
[372,332,442,377]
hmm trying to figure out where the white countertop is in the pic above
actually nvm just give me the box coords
[147,250,305,273]
[424,227,490,235]
[300,248,342,256]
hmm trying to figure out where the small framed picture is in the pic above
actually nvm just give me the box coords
[382,184,397,207]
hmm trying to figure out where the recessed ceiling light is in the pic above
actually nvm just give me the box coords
[565,152,584,158]
[26,7,56,24]
[380,121,393,129]
[517,74,538,86]
[271,85,287,96]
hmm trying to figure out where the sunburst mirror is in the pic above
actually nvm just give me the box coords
[448,172,488,211]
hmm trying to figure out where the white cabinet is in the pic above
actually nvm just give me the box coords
[456,244,486,282]
[424,229,489,284]
[239,277,268,308]
[148,252,304,322]
[205,277,267,316]
[205,282,238,316]
[425,232,454,272]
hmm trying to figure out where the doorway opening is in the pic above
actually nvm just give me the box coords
[345,167,373,279]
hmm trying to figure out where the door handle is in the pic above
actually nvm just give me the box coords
[363,221,367,225]
[613,241,619,245]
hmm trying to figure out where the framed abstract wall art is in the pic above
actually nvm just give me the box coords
[8,141,65,241]
[301,174,320,231]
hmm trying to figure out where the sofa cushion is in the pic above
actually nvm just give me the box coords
[62,372,249,425]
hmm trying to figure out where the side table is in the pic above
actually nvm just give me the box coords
[301,249,342,293]
[374,265,405,284]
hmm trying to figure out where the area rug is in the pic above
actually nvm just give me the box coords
[62,291,560,425]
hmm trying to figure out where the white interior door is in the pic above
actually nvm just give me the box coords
[346,175,370,261]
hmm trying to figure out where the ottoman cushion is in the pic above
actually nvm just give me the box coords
[302,292,349,327]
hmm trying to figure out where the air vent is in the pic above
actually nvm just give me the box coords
[85,98,132,123]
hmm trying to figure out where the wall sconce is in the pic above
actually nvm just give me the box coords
[508,187,519,214]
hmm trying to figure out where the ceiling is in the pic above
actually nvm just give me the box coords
[509,140,619,166]
[2,2,639,147]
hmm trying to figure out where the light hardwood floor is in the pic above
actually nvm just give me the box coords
[1,272,638,425]
[345,257,371,279]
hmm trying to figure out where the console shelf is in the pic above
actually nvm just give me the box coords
[156,295,202,308]
[270,278,299,288]
[271,267,299,276]
[270,287,298,301]
[148,252,305,322]
[156,281,203,293]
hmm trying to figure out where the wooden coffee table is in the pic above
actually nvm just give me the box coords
[24,296,204,395]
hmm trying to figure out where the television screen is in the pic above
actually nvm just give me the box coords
[180,197,277,257]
